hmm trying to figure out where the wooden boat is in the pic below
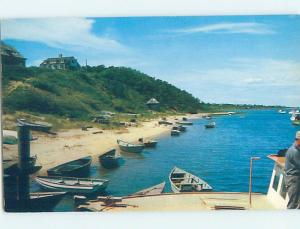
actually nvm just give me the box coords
[158,120,173,125]
[205,122,216,128]
[35,176,109,194]
[3,155,41,175]
[169,167,212,193]
[171,130,180,136]
[47,156,92,177]
[138,138,158,147]
[98,149,121,168]
[130,182,166,196]
[292,120,300,126]
[29,192,66,212]
[117,139,144,153]
[176,121,193,125]
[173,125,186,132]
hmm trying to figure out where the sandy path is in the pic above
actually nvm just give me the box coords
[3,113,206,175]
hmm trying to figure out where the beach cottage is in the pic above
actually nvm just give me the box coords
[146,98,160,110]
[40,54,80,70]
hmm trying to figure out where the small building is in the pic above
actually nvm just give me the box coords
[1,42,26,66]
[146,98,160,110]
[40,54,80,70]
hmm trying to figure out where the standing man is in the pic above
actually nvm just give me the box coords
[285,131,300,209]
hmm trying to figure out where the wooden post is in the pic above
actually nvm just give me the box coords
[17,125,31,211]
[249,157,260,206]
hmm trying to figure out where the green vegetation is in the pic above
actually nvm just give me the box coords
[2,65,207,119]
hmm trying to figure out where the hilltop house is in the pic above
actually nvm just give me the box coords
[40,54,80,70]
[146,98,160,110]
[1,42,26,66]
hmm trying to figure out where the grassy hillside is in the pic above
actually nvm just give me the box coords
[2,65,208,120]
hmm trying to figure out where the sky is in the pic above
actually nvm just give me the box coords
[1,15,300,107]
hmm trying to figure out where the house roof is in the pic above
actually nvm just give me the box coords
[146,98,160,104]
[1,41,25,59]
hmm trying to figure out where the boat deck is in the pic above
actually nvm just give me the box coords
[78,192,280,211]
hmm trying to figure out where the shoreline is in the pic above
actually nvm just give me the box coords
[3,113,208,175]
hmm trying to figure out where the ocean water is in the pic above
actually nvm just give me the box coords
[32,109,300,211]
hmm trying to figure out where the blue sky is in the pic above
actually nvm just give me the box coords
[2,15,300,106]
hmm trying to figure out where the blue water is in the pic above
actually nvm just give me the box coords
[33,109,300,211]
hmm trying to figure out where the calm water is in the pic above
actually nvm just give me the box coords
[32,109,300,211]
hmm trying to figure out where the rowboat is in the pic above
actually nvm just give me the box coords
[117,139,144,153]
[278,109,287,114]
[169,167,213,193]
[158,120,173,125]
[3,155,41,175]
[292,120,300,126]
[205,122,216,128]
[130,182,166,196]
[171,130,180,136]
[29,192,66,212]
[47,156,92,177]
[176,121,193,125]
[99,149,121,168]
[173,125,186,132]
[35,176,109,194]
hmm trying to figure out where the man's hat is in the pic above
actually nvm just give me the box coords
[296,131,300,139]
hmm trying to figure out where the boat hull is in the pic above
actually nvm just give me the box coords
[36,177,109,194]
[144,141,157,147]
[47,156,92,177]
[99,157,121,168]
[117,140,144,153]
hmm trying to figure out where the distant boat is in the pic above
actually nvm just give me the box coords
[173,125,186,132]
[47,156,92,177]
[98,149,121,168]
[35,176,109,194]
[169,167,213,193]
[203,115,212,119]
[205,122,216,128]
[138,138,158,147]
[130,182,166,196]
[171,130,180,136]
[182,117,188,121]
[176,121,193,125]
[117,139,144,153]
[278,109,287,114]
[158,120,173,125]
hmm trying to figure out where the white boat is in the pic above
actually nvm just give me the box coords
[171,130,180,136]
[169,167,213,193]
[117,139,144,153]
[278,109,287,114]
[35,176,109,194]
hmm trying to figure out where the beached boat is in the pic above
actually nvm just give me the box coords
[35,176,109,194]
[205,122,216,128]
[138,138,158,147]
[117,139,144,153]
[182,117,188,121]
[98,149,121,168]
[3,155,41,175]
[171,130,180,136]
[130,182,166,196]
[158,120,173,125]
[169,167,212,193]
[47,156,92,177]
[176,121,193,125]
[29,192,66,212]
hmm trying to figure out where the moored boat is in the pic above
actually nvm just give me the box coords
[176,121,193,125]
[169,167,212,193]
[158,120,173,125]
[99,149,121,168]
[278,109,287,114]
[171,130,180,136]
[130,182,166,196]
[117,139,144,153]
[205,122,216,128]
[47,156,92,177]
[35,176,109,194]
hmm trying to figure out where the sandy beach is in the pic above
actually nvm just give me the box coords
[3,113,206,175]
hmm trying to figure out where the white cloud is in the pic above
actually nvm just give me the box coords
[171,22,274,35]
[1,18,127,52]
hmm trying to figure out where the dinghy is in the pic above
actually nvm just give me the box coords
[99,149,122,168]
[117,139,144,153]
[130,182,166,196]
[47,156,92,177]
[205,122,216,128]
[35,176,109,194]
[169,167,212,193]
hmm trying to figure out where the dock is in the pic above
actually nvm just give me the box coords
[77,192,279,212]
